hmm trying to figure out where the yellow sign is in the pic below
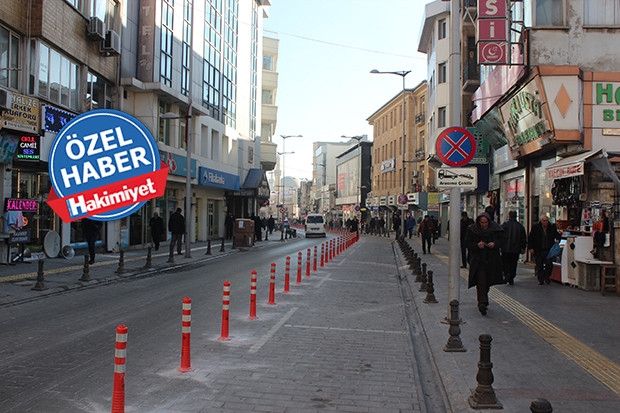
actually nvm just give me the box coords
[1,93,40,133]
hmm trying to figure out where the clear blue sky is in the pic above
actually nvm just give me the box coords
[263,0,429,180]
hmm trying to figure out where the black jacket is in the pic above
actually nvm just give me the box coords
[501,218,526,254]
[465,212,505,288]
[527,222,561,254]
[168,211,185,234]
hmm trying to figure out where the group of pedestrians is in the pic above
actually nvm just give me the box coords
[463,208,562,316]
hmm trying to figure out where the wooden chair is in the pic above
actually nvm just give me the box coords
[600,265,619,296]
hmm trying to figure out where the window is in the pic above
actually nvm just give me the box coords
[438,107,447,128]
[181,0,193,96]
[585,0,620,26]
[160,0,174,87]
[438,18,447,40]
[158,102,171,145]
[438,63,447,84]
[263,54,274,71]
[37,43,79,110]
[535,0,564,26]
[262,88,274,105]
[0,26,19,89]
[86,72,113,110]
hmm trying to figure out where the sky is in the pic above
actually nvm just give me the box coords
[263,0,430,181]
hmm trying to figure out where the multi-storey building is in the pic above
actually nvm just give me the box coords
[0,0,272,261]
[366,80,428,226]
[311,141,350,223]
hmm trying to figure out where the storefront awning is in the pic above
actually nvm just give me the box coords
[546,148,620,192]
[546,149,605,179]
[241,168,270,200]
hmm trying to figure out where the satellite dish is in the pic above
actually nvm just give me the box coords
[43,230,61,258]
[61,245,75,259]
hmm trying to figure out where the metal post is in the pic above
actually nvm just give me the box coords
[185,104,192,258]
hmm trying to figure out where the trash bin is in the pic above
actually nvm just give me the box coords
[234,219,254,248]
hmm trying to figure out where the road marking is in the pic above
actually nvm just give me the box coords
[249,307,298,354]
[285,324,407,335]
[408,239,620,395]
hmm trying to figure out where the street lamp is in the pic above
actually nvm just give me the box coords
[279,134,302,239]
[341,135,367,218]
[162,104,193,258]
[370,69,411,238]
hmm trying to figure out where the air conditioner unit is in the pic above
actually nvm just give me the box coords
[0,88,12,111]
[87,17,106,40]
[101,30,121,55]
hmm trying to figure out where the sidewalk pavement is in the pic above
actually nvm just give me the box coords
[2,229,620,412]
[398,234,620,412]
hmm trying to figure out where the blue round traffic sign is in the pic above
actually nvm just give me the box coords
[435,127,476,167]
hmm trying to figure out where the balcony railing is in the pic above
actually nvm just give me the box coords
[415,113,425,124]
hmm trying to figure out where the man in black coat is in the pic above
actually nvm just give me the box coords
[527,216,561,285]
[460,211,474,268]
[168,208,185,261]
[149,212,165,251]
[501,210,527,285]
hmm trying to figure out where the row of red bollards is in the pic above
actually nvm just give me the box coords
[109,231,360,412]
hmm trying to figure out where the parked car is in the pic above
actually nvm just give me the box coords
[305,213,326,237]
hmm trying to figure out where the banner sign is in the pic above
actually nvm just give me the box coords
[47,109,167,222]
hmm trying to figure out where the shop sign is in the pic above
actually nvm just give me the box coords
[47,109,168,222]
[0,93,39,133]
[500,79,552,150]
[198,167,240,191]
[546,162,584,179]
[16,134,40,160]
[477,0,510,64]
[9,228,31,243]
[43,105,77,133]
[5,198,38,212]
[592,82,620,128]
[381,157,396,173]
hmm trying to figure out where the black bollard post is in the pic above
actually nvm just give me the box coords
[220,238,225,252]
[468,334,502,409]
[31,260,47,291]
[79,255,91,281]
[144,247,153,269]
[415,261,424,282]
[115,250,126,274]
[265,228,268,241]
[530,398,553,413]
[423,270,438,303]
[444,300,466,352]
[205,239,212,255]
[418,265,428,292]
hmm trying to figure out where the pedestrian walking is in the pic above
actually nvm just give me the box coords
[225,212,235,240]
[392,212,401,239]
[82,218,102,264]
[431,215,440,243]
[460,211,474,268]
[417,215,436,254]
[377,215,387,237]
[406,215,416,239]
[168,208,185,261]
[528,216,561,285]
[149,212,165,251]
[465,212,504,315]
[252,214,263,241]
[267,215,275,234]
[501,210,527,285]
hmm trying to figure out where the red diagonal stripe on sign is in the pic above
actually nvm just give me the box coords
[48,162,169,223]
[444,134,469,159]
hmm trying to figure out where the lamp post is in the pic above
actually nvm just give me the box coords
[162,104,193,258]
[279,134,302,240]
[370,69,411,238]
[341,134,367,218]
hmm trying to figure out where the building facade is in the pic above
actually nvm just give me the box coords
[0,0,273,262]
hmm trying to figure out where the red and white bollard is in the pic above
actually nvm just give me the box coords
[306,248,311,277]
[249,270,258,319]
[218,281,231,341]
[320,243,325,267]
[284,256,290,293]
[313,245,317,272]
[267,262,276,305]
[297,251,303,284]
[179,297,193,372]
[111,324,128,413]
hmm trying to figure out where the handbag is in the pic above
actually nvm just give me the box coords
[546,242,562,259]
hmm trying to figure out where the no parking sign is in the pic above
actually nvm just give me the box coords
[47,110,168,222]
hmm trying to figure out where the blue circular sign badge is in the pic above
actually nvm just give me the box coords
[48,109,163,222]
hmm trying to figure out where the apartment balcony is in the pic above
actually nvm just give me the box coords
[415,113,425,125]
[260,141,277,171]
[462,60,480,93]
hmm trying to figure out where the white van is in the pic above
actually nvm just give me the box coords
[305,213,326,237]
